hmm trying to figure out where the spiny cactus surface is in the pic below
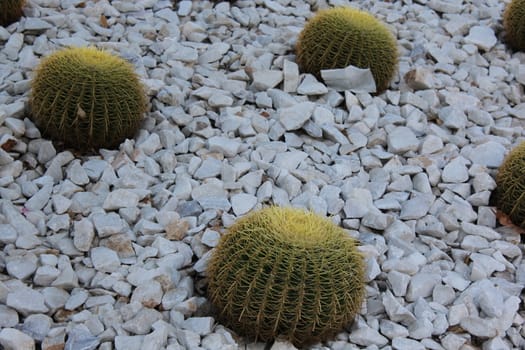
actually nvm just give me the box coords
[296,6,398,94]
[503,0,525,52]
[30,47,147,151]
[495,142,525,228]
[1,0,25,27]
[207,206,366,347]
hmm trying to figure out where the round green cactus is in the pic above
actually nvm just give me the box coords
[207,206,366,346]
[1,0,25,27]
[503,0,525,52]
[296,7,398,94]
[495,142,525,228]
[30,47,147,151]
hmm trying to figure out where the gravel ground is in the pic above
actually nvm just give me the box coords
[0,0,524,349]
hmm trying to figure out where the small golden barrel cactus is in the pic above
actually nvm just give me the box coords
[495,142,525,228]
[1,0,25,27]
[30,47,147,151]
[207,206,366,347]
[503,0,525,52]
[296,7,398,94]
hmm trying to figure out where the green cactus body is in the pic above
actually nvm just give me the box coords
[503,0,525,52]
[296,7,398,94]
[1,0,25,27]
[30,47,147,151]
[207,206,366,347]
[495,142,525,227]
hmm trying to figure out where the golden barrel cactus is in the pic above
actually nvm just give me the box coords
[503,0,525,52]
[30,47,147,151]
[495,142,525,228]
[1,0,25,26]
[207,206,366,347]
[296,7,398,94]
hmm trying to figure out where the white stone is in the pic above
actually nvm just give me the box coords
[283,60,299,93]
[0,328,35,350]
[349,326,388,346]
[467,141,506,168]
[278,102,315,131]
[6,253,37,280]
[67,160,90,185]
[438,106,467,129]
[406,272,441,301]
[199,43,230,64]
[464,26,497,51]
[460,317,497,338]
[297,74,328,95]
[388,127,420,153]
[482,337,510,350]
[25,183,53,211]
[182,317,214,336]
[177,0,192,16]
[321,65,377,93]
[4,33,24,61]
[231,193,257,216]
[392,338,425,350]
[6,288,49,316]
[344,188,374,218]
[400,193,435,220]
[442,157,469,183]
[208,136,241,157]
[103,189,140,210]
[380,319,409,339]
[73,218,95,252]
[252,70,283,90]
[91,247,121,273]
[92,212,126,237]
[131,280,163,308]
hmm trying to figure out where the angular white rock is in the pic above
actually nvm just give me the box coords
[464,26,497,51]
[278,102,316,131]
[321,65,376,93]
[90,247,121,273]
[0,328,35,350]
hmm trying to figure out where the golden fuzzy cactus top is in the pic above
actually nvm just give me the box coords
[503,0,525,51]
[296,7,398,94]
[207,206,366,347]
[30,47,147,151]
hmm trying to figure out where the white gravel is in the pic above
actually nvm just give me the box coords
[0,0,524,349]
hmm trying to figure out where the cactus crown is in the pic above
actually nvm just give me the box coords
[495,142,525,227]
[30,47,147,151]
[503,0,525,52]
[207,206,366,347]
[1,0,26,27]
[296,6,398,94]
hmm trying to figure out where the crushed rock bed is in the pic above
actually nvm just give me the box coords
[0,0,524,349]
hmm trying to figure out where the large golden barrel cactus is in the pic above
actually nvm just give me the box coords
[503,0,525,52]
[495,142,525,228]
[296,7,398,94]
[1,0,25,26]
[30,47,147,151]
[207,206,366,347]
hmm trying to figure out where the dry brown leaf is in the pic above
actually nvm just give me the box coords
[1,139,17,152]
[100,15,108,28]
